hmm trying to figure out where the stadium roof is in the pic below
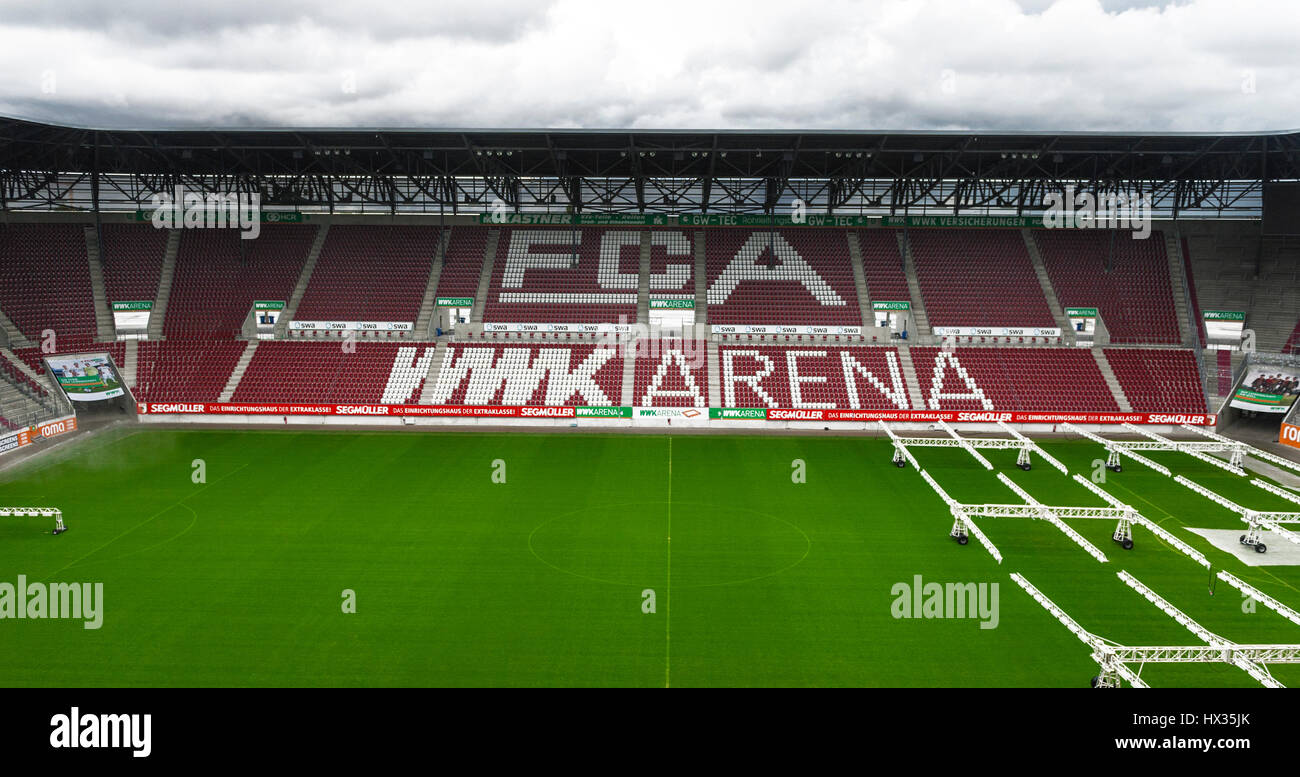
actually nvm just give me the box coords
[3,115,1298,216]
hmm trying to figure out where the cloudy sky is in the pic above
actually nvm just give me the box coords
[0,0,1294,132]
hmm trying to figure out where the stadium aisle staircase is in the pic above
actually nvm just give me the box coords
[277,223,329,337]
[218,341,260,402]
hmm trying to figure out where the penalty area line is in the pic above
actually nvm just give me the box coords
[39,461,251,582]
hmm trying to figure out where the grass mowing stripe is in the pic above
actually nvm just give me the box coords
[666,434,672,689]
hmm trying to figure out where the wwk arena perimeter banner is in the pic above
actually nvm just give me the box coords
[135,403,1216,426]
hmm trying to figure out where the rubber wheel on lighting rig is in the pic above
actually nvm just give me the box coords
[956,534,969,545]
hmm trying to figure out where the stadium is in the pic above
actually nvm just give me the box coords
[2,115,1298,691]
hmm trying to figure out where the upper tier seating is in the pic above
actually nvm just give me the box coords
[425,344,622,405]
[294,225,441,323]
[165,226,315,338]
[909,229,1055,329]
[909,347,1119,412]
[704,229,862,327]
[433,226,490,300]
[856,229,910,304]
[1033,229,1181,344]
[101,224,167,303]
[647,230,696,296]
[718,346,907,408]
[482,228,639,324]
[632,339,708,407]
[0,223,97,347]
[1103,348,1206,413]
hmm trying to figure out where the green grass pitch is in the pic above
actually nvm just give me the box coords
[2,426,1299,687]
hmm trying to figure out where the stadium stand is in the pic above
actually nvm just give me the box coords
[233,341,417,404]
[165,225,315,338]
[909,347,1120,412]
[704,229,862,327]
[718,346,907,408]
[433,226,490,300]
[1102,348,1206,413]
[856,229,910,304]
[1284,320,1300,355]
[632,339,708,407]
[426,344,623,405]
[133,340,246,403]
[294,225,441,324]
[648,231,696,295]
[1032,229,1181,344]
[1,356,51,399]
[482,228,639,324]
[1182,224,1298,352]
[0,223,97,348]
[100,223,168,303]
[1179,236,1207,348]
[908,229,1055,329]
[0,217,1231,418]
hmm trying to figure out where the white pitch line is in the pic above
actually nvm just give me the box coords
[665,435,672,689]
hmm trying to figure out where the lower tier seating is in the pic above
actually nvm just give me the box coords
[233,342,417,405]
[632,339,708,407]
[908,347,1120,412]
[1103,348,1206,413]
[718,346,907,408]
[426,344,623,406]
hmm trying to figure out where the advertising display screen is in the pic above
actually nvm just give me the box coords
[46,353,126,401]
[1230,365,1300,414]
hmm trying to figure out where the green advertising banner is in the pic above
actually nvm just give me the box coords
[872,301,910,310]
[708,408,768,419]
[478,213,669,226]
[575,406,633,418]
[677,214,874,227]
[253,301,286,310]
[1065,307,1099,317]
[649,299,695,309]
[882,215,1039,228]
[1204,311,1246,321]
[436,297,474,307]
[111,301,153,311]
